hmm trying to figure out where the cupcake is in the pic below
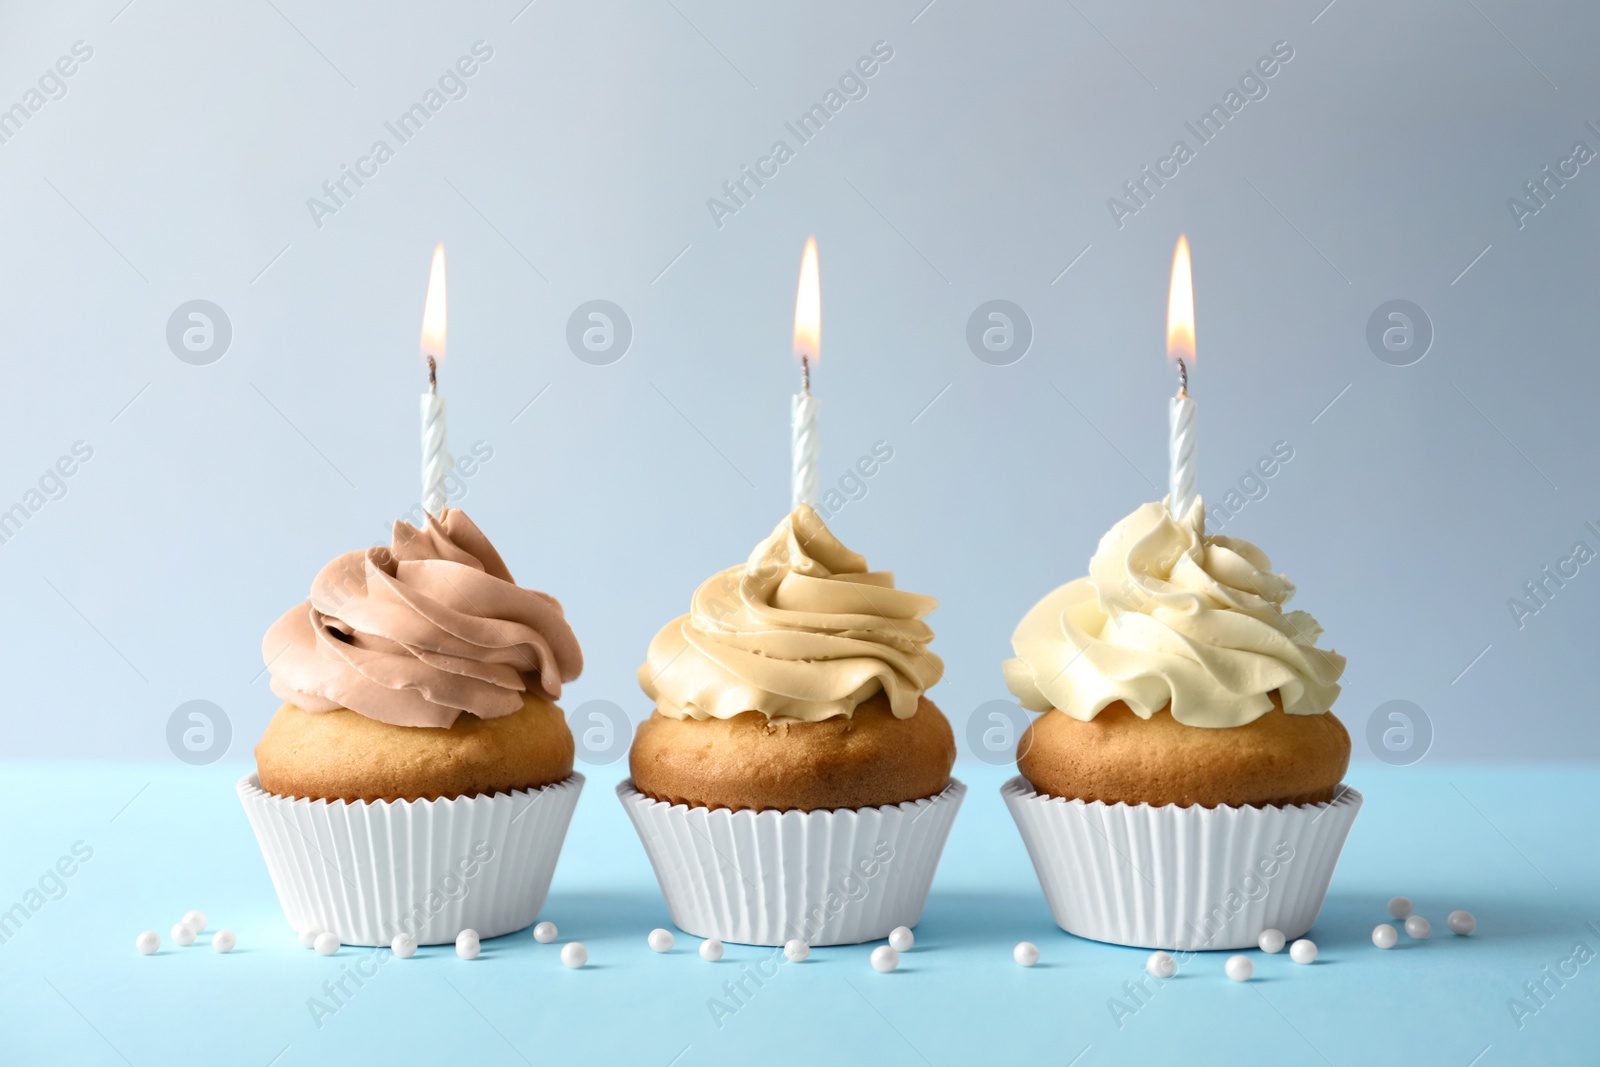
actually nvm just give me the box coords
[620,504,964,947]
[239,509,584,946]
[1001,497,1360,951]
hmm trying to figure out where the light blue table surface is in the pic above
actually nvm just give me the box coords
[2,761,1594,1066]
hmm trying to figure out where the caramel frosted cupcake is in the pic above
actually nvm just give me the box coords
[620,505,964,946]
[1000,498,1362,951]
[239,510,586,946]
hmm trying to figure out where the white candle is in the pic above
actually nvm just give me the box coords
[421,389,448,518]
[419,243,451,519]
[791,374,819,510]
[791,237,821,510]
[1168,379,1197,519]
[1166,235,1197,519]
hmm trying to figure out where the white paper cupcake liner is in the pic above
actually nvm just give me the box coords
[238,772,583,946]
[618,778,965,947]
[1002,776,1361,951]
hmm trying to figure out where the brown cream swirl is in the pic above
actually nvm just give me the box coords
[263,509,582,728]
[639,505,943,722]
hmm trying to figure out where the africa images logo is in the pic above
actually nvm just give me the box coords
[704,41,895,229]
[1105,40,1295,229]
[305,42,495,229]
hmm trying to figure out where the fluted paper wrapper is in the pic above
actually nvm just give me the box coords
[1003,776,1361,951]
[238,772,583,946]
[619,778,965,947]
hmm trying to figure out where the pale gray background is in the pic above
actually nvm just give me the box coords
[2,0,1595,761]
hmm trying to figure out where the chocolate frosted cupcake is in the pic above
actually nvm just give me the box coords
[239,510,585,946]
[620,505,964,946]
[1001,498,1361,951]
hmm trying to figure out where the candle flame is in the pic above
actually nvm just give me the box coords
[1166,234,1194,364]
[793,236,820,364]
[420,243,447,363]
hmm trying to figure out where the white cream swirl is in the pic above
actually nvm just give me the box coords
[1003,498,1344,728]
[639,505,943,722]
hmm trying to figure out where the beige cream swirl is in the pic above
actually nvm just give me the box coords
[264,509,582,729]
[639,505,943,722]
[1003,498,1344,728]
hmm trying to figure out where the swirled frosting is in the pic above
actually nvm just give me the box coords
[1003,498,1344,728]
[263,509,582,728]
[639,505,943,722]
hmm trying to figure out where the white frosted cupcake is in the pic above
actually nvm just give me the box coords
[1001,497,1360,951]
[619,505,965,946]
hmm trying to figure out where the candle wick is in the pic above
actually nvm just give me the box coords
[427,355,437,394]
[801,354,811,396]
[1175,356,1188,398]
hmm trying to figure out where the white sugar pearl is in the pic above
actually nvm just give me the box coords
[1258,929,1286,954]
[136,931,160,955]
[298,926,324,949]
[533,922,558,944]
[648,928,674,953]
[888,926,914,952]
[1405,915,1431,940]
[1448,910,1476,936]
[870,945,899,973]
[171,922,196,947]
[391,933,417,959]
[1013,941,1040,967]
[1387,896,1412,920]
[1147,951,1176,979]
[699,938,724,962]
[1372,923,1399,949]
[183,910,207,933]
[211,929,236,953]
[1225,955,1254,981]
[784,940,809,962]
[455,930,480,960]
[314,932,340,956]
[1290,939,1318,964]
[561,942,588,968]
